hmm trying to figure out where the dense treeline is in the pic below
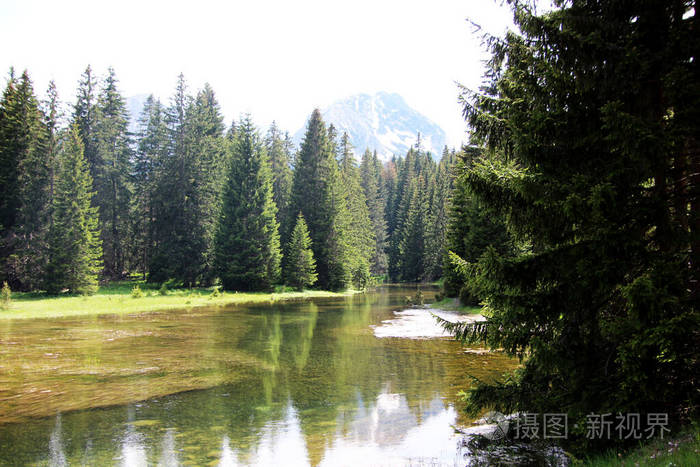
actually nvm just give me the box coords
[442,0,699,453]
[0,67,455,292]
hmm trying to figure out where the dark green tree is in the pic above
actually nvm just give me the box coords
[45,126,103,294]
[72,66,100,184]
[360,149,388,276]
[339,133,373,288]
[215,115,281,291]
[284,212,317,290]
[290,109,351,290]
[443,147,511,301]
[265,121,293,240]
[132,95,167,279]
[0,70,49,290]
[423,148,454,280]
[149,76,225,286]
[94,67,132,278]
[444,0,700,450]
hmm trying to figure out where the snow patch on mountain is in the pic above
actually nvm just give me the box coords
[294,92,447,161]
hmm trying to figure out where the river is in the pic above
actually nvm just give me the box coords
[0,285,516,466]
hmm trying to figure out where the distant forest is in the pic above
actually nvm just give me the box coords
[0,67,467,293]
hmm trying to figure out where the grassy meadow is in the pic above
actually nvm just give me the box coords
[0,281,357,320]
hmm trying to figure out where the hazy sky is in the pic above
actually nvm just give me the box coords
[0,0,514,147]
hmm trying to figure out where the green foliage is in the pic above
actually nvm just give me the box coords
[1,281,11,309]
[0,70,51,290]
[159,283,168,296]
[444,0,700,452]
[91,67,132,279]
[265,122,293,243]
[214,115,281,291]
[289,110,351,290]
[130,284,143,298]
[284,212,318,291]
[443,147,512,302]
[45,125,103,295]
[360,149,388,275]
[149,76,226,286]
[339,133,374,289]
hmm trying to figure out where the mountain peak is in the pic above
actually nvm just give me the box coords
[295,92,446,161]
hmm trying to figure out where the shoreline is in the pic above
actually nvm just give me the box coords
[0,285,358,320]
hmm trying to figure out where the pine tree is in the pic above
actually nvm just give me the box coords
[149,76,225,286]
[72,66,100,183]
[339,133,373,288]
[290,109,351,290]
[444,0,700,448]
[265,121,293,241]
[215,115,281,291]
[148,74,191,284]
[45,126,103,294]
[284,212,317,290]
[360,150,388,276]
[0,70,49,290]
[0,69,20,239]
[132,95,167,279]
[397,176,428,281]
[443,147,511,301]
[423,149,454,280]
[94,67,132,278]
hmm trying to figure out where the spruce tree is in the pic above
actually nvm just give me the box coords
[94,67,132,278]
[360,149,388,276]
[265,121,293,241]
[284,212,317,290]
[149,76,225,286]
[0,70,49,290]
[45,126,103,294]
[72,66,100,183]
[132,95,167,279]
[339,134,373,288]
[445,0,699,449]
[215,115,281,291]
[290,109,351,290]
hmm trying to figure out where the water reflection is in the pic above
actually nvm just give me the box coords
[0,287,516,466]
[33,390,465,466]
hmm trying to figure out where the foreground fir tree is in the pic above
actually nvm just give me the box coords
[284,212,317,290]
[45,126,103,294]
[215,116,281,291]
[443,0,699,451]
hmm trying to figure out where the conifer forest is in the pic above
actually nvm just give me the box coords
[0,68,456,293]
[0,1,698,465]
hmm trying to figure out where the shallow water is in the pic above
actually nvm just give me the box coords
[0,286,516,466]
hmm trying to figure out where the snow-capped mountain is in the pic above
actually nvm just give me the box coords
[294,92,447,161]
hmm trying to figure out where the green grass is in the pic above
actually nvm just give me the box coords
[581,428,700,466]
[429,297,483,315]
[0,281,357,320]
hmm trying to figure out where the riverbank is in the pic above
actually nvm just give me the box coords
[581,428,700,466]
[430,297,483,315]
[0,282,357,320]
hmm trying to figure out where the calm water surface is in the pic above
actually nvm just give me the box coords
[0,286,515,466]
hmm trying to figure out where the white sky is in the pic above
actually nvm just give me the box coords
[0,0,514,147]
